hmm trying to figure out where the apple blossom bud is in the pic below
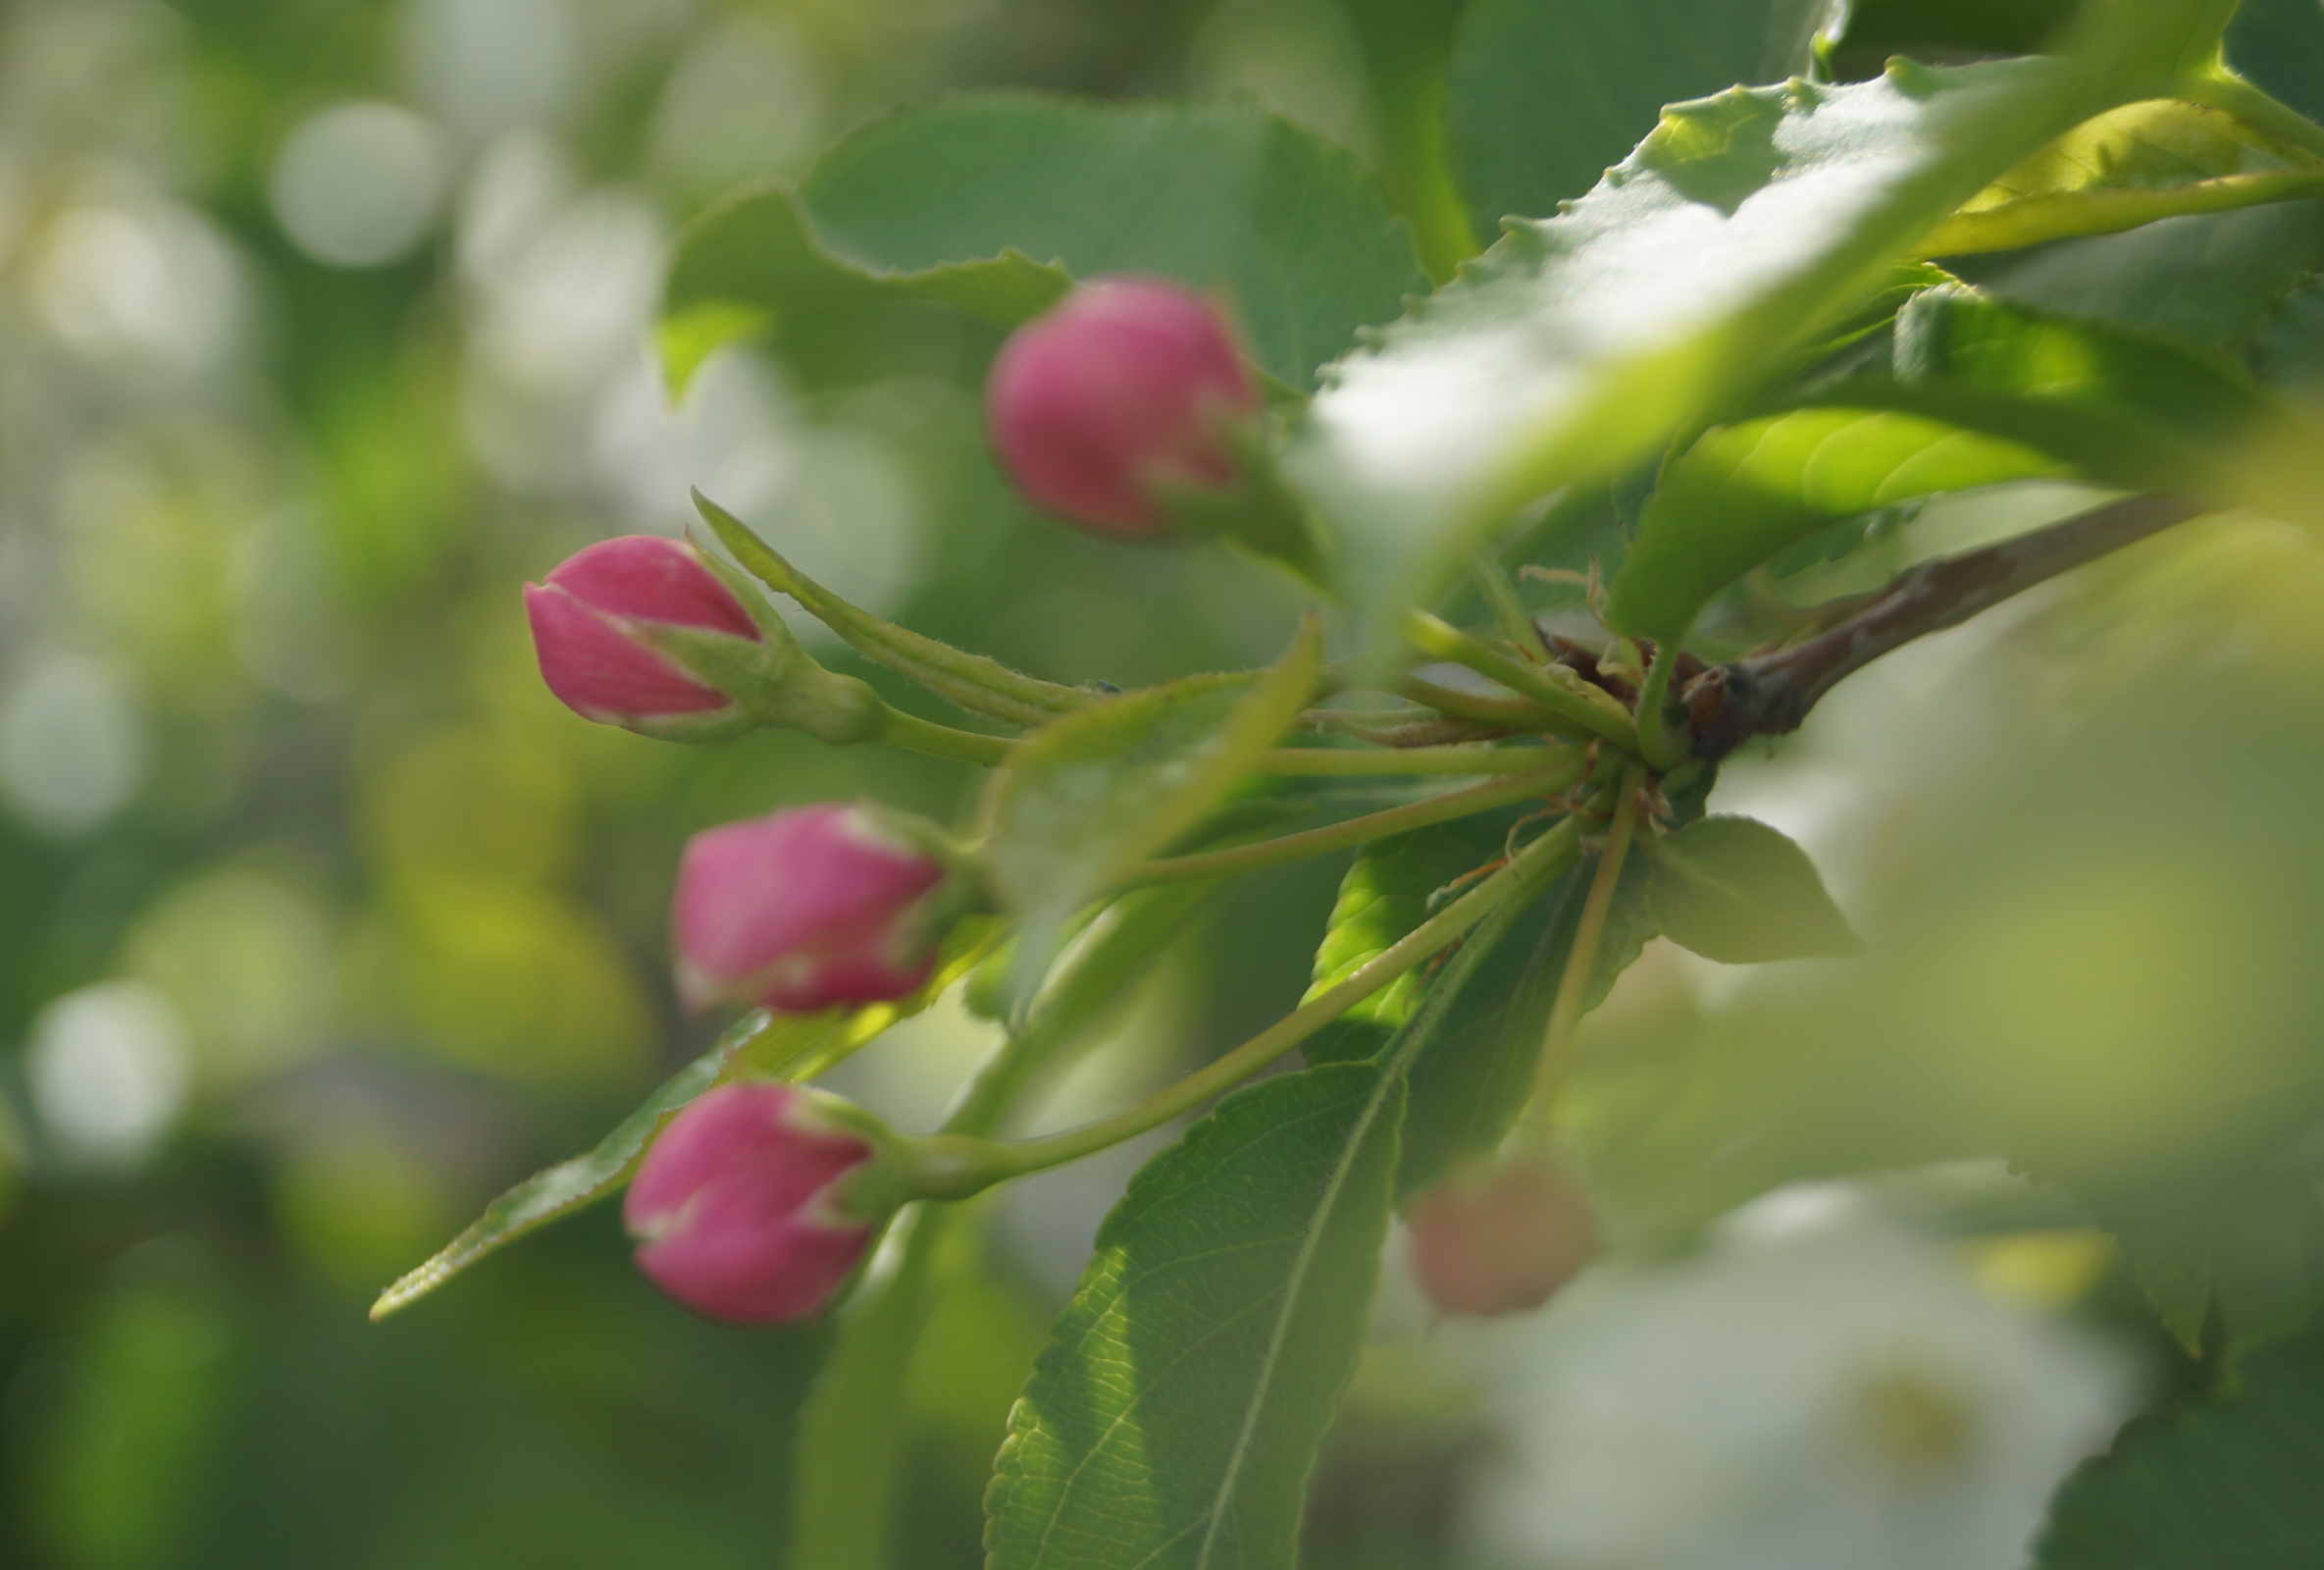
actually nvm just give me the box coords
[525,536,762,735]
[985,275,1260,539]
[1407,1157,1598,1318]
[625,1082,903,1324]
[672,803,966,1015]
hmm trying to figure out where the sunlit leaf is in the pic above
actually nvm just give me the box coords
[2034,1321,2324,1567]
[1922,98,2324,257]
[662,95,1425,394]
[984,1059,1404,1570]
[1646,815,1861,964]
[1286,54,2116,658]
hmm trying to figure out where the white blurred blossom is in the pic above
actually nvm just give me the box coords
[30,199,243,375]
[1451,1188,2141,1570]
[26,980,192,1168]
[0,649,147,835]
[270,100,452,267]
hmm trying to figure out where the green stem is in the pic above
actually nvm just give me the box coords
[877,706,1013,765]
[908,807,1592,1196]
[1526,765,1646,1119]
[1632,644,1687,771]
[1261,743,1563,776]
[1471,552,1554,665]
[1124,758,1582,888]
[1406,612,1640,750]
[874,706,1550,776]
[1397,673,1575,733]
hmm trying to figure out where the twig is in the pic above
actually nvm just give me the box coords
[1683,494,2204,761]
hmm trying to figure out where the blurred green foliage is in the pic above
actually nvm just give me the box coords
[0,1,1363,1564]
[10,1,2324,1567]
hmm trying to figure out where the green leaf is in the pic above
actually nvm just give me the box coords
[2033,1322,2324,1568]
[1286,53,2122,660]
[1646,815,1861,964]
[983,1059,1405,1570]
[1920,97,2324,257]
[1302,787,1692,1196]
[1603,285,2280,638]
[1993,199,2324,356]
[1605,405,2068,642]
[662,94,1425,394]
[980,621,1321,991]
[1443,0,1822,236]
[2227,0,2324,128]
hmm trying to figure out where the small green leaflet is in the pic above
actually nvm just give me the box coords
[660,94,1424,395]
[1646,815,1860,964]
[1444,0,1824,234]
[980,620,1320,996]
[983,1060,1405,1570]
[1922,97,2324,257]
[1287,54,2111,663]
[2033,1320,2324,1568]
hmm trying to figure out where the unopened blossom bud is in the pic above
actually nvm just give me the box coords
[672,803,966,1014]
[525,535,763,737]
[985,275,1260,539]
[1407,1158,1598,1318]
[625,1082,904,1323]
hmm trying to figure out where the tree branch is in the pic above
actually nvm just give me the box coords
[1683,494,2207,761]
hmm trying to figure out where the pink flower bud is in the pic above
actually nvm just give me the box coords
[624,1082,892,1323]
[672,804,955,1015]
[524,536,760,730]
[1407,1158,1598,1318]
[985,276,1260,539]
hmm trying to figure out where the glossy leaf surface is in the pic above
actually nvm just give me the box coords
[1287,56,2104,655]
[2035,1323,2324,1567]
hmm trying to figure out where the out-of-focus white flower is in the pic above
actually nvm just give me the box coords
[270,100,452,267]
[26,980,192,1168]
[402,0,577,142]
[0,649,147,836]
[1453,1187,2141,1570]
[30,200,243,375]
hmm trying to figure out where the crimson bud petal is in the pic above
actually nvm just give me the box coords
[624,1082,889,1324]
[671,803,954,1015]
[984,275,1259,539]
[526,535,760,730]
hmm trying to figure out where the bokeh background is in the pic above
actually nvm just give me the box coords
[3,1,2319,1567]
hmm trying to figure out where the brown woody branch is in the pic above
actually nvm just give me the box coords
[1680,494,2207,762]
